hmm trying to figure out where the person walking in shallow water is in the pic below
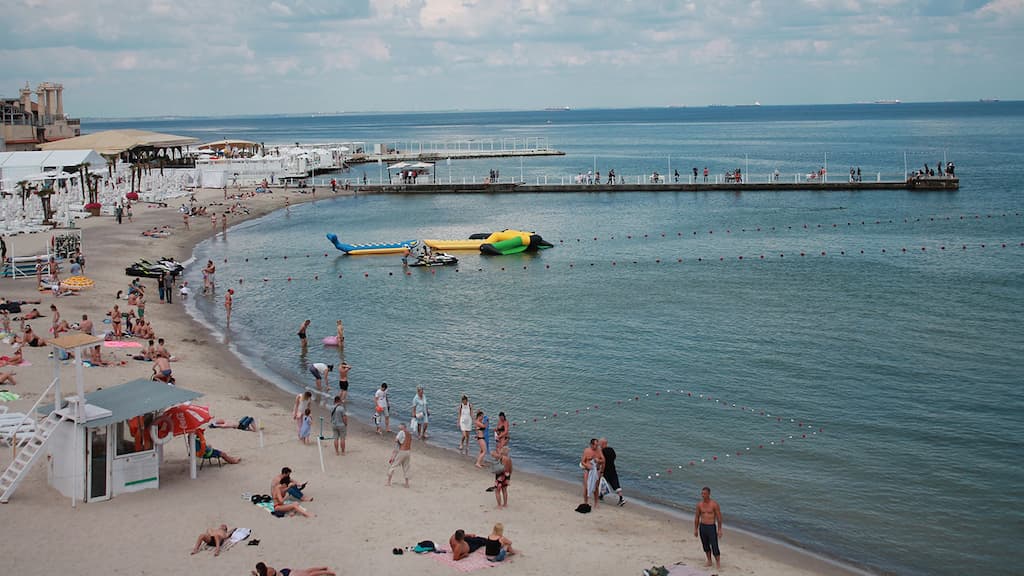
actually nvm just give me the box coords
[694,486,723,570]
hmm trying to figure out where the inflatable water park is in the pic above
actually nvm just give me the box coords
[327,229,552,256]
[325,233,418,255]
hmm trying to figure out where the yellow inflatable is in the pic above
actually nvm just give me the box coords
[424,229,536,251]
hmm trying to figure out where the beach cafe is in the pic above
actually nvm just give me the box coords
[0,334,206,504]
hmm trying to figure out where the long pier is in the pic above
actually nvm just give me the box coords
[344,148,565,165]
[343,178,959,194]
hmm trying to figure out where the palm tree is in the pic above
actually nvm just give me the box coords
[37,185,55,224]
[16,180,33,210]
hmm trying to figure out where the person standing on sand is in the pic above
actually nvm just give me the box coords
[294,391,312,437]
[224,289,233,323]
[299,408,312,444]
[110,304,123,339]
[580,438,604,508]
[492,445,512,508]
[458,395,473,454]
[386,423,412,487]
[330,395,347,454]
[337,361,351,403]
[474,410,488,467]
[598,437,625,506]
[694,486,723,569]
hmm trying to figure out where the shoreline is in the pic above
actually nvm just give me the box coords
[1,186,871,576]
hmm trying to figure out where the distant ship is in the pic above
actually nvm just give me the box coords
[979,98,1000,103]
[874,99,901,104]
[544,106,571,111]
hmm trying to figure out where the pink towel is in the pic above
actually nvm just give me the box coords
[429,550,498,572]
[103,341,142,348]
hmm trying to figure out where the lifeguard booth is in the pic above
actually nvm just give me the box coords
[0,334,201,504]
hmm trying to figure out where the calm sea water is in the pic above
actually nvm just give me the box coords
[91,103,1024,576]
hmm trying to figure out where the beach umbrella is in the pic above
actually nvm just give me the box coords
[161,403,212,436]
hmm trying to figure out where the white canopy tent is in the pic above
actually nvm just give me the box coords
[0,149,107,191]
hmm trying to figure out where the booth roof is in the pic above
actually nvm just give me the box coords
[38,378,202,429]
[37,129,198,155]
[0,149,107,169]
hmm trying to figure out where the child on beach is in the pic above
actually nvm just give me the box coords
[299,408,312,444]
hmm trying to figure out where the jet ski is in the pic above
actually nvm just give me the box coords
[408,252,459,267]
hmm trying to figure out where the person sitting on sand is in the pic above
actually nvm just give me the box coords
[0,371,16,386]
[195,428,241,464]
[134,319,155,340]
[271,467,312,501]
[89,344,110,367]
[17,324,44,347]
[272,476,314,518]
[253,562,334,576]
[484,523,516,562]
[450,529,489,561]
[191,523,232,556]
[53,319,71,336]
[133,339,155,361]
[152,355,173,384]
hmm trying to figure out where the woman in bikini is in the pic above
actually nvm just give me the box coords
[474,410,488,467]
[110,304,123,339]
[495,411,510,449]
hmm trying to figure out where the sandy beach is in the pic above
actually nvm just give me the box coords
[0,186,866,576]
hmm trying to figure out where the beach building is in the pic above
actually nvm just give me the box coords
[0,333,204,504]
[0,82,80,152]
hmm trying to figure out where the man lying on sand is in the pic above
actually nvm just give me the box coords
[450,529,489,561]
[191,523,231,556]
[253,562,334,576]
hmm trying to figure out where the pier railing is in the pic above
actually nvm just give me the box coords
[304,172,958,188]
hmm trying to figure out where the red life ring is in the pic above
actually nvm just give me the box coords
[150,416,174,445]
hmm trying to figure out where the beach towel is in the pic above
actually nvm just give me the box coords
[429,550,498,572]
[0,392,19,402]
[224,527,251,549]
[104,340,142,348]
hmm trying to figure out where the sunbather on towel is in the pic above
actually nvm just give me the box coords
[191,524,232,556]
[0,345,24,367]
[272,476,314,517]
[0,371,16,386]
[450,529,489,561]
[253,562,334,576]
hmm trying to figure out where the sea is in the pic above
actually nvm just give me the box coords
[88,102,1024,576]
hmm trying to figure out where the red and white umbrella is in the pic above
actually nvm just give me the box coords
[159,403,211,436]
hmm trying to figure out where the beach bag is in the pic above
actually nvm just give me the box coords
[413,540,436,553]
[410,417,418,430]
[599,476,611,497]
[575,503,592,514]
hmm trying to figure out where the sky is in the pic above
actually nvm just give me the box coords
[1,0,1022,117]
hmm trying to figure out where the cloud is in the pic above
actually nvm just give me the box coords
[0,0,1019,115]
